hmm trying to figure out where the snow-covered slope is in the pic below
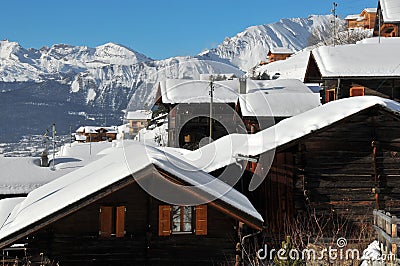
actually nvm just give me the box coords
[0,40,151,82]
[199,15,336,71]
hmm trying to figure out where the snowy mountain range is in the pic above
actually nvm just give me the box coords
[0,15,337,143]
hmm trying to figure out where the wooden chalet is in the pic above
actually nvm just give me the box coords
[237,97,400,235]
[75,126,117,142]
[0,142,263,265]
[156,78,320,150]
[267,47,294,63]
[125,110,152,137]
[170,96,400,242]
[304,40,400,103]
[155,78,242,150]
[373,0,400,37]
[345,8,377,30]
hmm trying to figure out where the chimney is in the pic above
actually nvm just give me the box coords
[239,77,247,94]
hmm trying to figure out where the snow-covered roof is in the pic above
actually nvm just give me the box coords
[159,78,320,117]
[257,49,310,81]
[239,92,320,117]
[126,110,152,120]
[75,126,118,134]
[310,40,400,78]
[363,8,377,13]
[345,14,362,20]
[159,79,239,104]
[0,198,24,228]
[165,96,400,174]
[268,47,294,55]
[381,0,400,23]
[0,142,262,244]
[239,79,321,117]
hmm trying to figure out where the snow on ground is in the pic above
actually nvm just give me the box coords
[255,49,311,81]
[360,241,385,266]
[0,141,115,195]
[135,123,168,147]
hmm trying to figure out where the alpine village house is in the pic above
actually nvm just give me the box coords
[2,0,400,265]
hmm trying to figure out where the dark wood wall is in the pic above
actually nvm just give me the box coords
[25,181,239,265]
[250,107,400,235]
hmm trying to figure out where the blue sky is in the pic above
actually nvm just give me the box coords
[1,0,377,60]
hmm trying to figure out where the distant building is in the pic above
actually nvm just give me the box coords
[374,0,400,37]
[267,47,294,63]
[345,8,377,29]
[304,39,400,103]
[75,126,117,142]
[125,110,152,138]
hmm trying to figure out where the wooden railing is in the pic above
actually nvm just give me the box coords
[373,209,400,259]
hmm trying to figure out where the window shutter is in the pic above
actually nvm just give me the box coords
[116,206,126,238]
[350,87,365,97]
[158,205,171,236]
[99,206,112,237]
[195,205,207,235]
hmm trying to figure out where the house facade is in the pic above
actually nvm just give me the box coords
[0,143,263,265]
[345,8,377,29]
[304,40,400,103]
[267,47,294,63]
[373,0,400,37]
[125,110,152,138]
[75,126,118,142]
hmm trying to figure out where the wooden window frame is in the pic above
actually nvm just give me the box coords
[325,89,336,103]
[158,205,207,236]
[99,205,126,238]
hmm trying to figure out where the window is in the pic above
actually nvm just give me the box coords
[158,205,207,236]
[325,89,336,103]
[172,206,192,233]
[350,86,365,97]
[99,206,126,238]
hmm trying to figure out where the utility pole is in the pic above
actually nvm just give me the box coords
[378,8,382,43]
[209,76,214,144]
[89,131,92,155]
[52,123,56,170]
[69,125,72,147]
[331,2,338,46]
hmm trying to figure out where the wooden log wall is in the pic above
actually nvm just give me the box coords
[298,108,400,224]
[24,182,239,265]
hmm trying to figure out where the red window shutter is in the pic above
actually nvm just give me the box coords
[195,205,207,235]
[158,205,171,236]
[350,87,365,97]
[99,206,112,237]
[116,206,126,238]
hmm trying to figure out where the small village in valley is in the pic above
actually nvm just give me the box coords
[1,0,400,265]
